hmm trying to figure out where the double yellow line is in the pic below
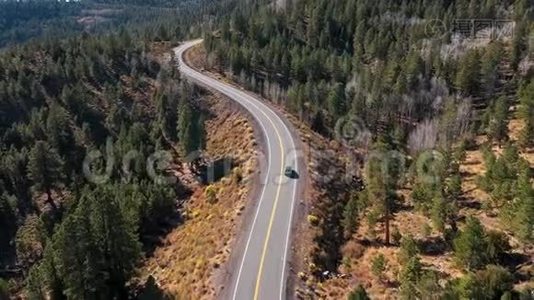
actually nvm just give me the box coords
[252,108,286,300]
[179,41,288,299]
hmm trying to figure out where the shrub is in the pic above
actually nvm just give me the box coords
[204,185,218,204]
[422,223,432,238]
[399,256,423,299]
[474,265,513,299]
[233,167,243,183]
[371,253,387,279]
[417,270,445,298]
[391,226,402,245]
[453,217,510,270]
[447,265,514,299]
[348,284,370,300]
[485,230,510,261]
[307,214,320,226]
[0,279,9,299]
[399,234,419,262]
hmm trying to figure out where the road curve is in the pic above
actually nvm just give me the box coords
[174,40,302,300]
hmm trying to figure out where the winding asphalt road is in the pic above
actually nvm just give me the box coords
[174,40,302,300]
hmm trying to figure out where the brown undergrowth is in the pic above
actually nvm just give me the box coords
[135,90,257,299]
[183,42,534,299]
[184,43,360,299]
[314,118,534,299]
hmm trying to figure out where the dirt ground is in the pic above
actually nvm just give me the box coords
[174,42,534,299]
[183,43,358,299]
[136,92,258,299]
[314,118,534,299]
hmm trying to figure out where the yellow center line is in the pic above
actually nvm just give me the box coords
[253,110,286,300]
[178,41,288,299]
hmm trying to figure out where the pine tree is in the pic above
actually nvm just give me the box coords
[348,285,370,300]
[89,186,141,297]
[342,192,360,238]
[365,137,402,245]
[178,100,194,155]
[399,234,419,262]
[327,83,346,121]
[371,253,387,279]
[454,217,488,270]
[431,194,448,233]
[26,264,46,300]
[27,141,64,210]
[480,42,503,97]
[404,51,424,90]
[487,97,509,144]
[455,50,481,96]
[40,242,65,300]
[452,217,509,271]
[46,102,75,158]
[518,80,534,148]
[399,256,423,299]
[53,195,103,299]
[513,164,534,242]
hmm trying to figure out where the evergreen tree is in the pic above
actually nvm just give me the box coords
[0,279,8,300]
[342,192,361,238]
[453,217,488,270]
[487,97,509,144]
[89,187,141,297]
[511,164,534,242]
[399,256,423,300]
[347,284,370,300]
[453,217,509,271]
[53,186,141,298]
[365,137,401,245]
[53,196,103,299]
[26,264,46,300]
[371,253,387,280]
[327,83,346,122]
[40,242,65,300]
[27,141,64,210]
[177,100,205,155]
[46,102,75,158]
[518,80,534,148]
[399,234,419,262]
[455,50,481,97]
[178,100,194,154]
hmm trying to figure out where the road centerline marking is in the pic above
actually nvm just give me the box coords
[176,41,296,300]
[252,110,286,300]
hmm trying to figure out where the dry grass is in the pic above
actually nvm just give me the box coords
[509,118,534,165]
[136,94,257,299]
[315,116,534,299]
[184,43,208,69]
[180,42,534,299]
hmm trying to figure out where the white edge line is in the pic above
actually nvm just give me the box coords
[242,92,299,300]
[206,70,300,300]
[173,42,275,300]
[176,40,300,300]
[277,117,299,300]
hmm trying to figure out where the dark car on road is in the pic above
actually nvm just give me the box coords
[284,166,298,179]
